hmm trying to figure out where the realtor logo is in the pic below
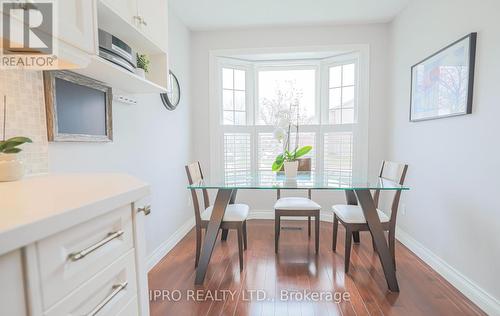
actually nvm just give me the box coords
[1,1,57,68]
[2,1,53,54]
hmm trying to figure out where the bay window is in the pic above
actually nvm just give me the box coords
[211,52,367,181]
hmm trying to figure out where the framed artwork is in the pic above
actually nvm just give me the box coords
[43,71,113,142]
[410,33,477,122]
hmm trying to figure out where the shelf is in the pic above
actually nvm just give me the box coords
[73,55,167,94]
[86,0,169,93]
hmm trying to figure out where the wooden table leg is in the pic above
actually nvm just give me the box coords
[354,189,399,292]
[221,190,237,241]
[345,190,361,243]
[195,189,233,285]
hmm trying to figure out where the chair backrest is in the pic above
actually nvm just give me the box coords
[373,161,408,227]
[277,158,312,200]
[185,162,210,225]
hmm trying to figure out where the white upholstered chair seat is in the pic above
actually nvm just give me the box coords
[274,197,321,210]
[332,204,390,224]
[201,203,249,222]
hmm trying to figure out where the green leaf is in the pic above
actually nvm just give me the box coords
[6,137,32,143]
[1,137,32,152]
[3,147,21,154]
[275,154,284,164]
[294,146,312,159]
[3,141,23,149]
[272,160,284,171]
[272,154,285,171]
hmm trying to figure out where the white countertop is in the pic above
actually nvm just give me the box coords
[0,173,150,255]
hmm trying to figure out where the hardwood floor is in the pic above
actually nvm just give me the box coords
[148,219,485,316]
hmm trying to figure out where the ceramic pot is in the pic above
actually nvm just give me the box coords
[0,153,24,182]
[135,68,146,78]
[284,161,299,179]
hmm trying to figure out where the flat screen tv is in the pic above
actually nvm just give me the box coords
[43,70,113,142]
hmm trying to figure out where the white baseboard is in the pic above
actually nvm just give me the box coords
[147,216,195,271]
[396,228,500,316]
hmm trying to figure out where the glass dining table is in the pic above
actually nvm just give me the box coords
[187,171,409,291]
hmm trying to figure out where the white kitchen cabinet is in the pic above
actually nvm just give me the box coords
[136,0,168,51]
[101,0,139,28]
[37,205,134,308]
[57,0,96,54]
[0,250,27,316]
[100,0,168,51]
[0,174,151,316]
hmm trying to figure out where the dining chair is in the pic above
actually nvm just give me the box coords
[332,161,408,273]
[185,162,249,271]
[274,158,321,253]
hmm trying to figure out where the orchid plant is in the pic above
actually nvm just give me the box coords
[271,104,312,172]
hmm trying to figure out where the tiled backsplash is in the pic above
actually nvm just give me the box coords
[0,70,49,174]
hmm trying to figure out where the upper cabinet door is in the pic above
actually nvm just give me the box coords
[101,0,139,28]
[57,0,96,54]
[137,0,168,51]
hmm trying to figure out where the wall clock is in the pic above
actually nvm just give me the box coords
[160,70,180,111]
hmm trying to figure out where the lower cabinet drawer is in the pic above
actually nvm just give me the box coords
[45,250,138,316]
[37,205,134,309]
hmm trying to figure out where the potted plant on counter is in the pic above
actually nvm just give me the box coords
[0,137,32,181]
[0,97,32,182]
[135,53,150,78]
[271,105,312,178]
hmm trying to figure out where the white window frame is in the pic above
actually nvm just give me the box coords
[209,46,370,181]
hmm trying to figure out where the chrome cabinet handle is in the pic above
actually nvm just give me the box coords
[86,282,128,316]
[137,205,151,216]
[68,230,124,262]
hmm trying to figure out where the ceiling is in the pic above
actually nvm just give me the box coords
[169,0,411,31]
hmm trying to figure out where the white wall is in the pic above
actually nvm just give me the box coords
[49,11,193,262]
[191,24,392,211]
[389,0,500,313]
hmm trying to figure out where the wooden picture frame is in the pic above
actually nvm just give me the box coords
[410,33,477,122]
[43,70,113,142]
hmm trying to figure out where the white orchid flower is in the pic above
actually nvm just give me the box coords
[277,117,290,128]
[273,127,286,142]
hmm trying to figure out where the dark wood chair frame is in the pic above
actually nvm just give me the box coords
[186,162,248,271]
[275,189,320,254]
[333,161,408,273]
[274,158,320,254]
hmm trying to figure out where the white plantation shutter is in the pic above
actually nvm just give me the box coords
[224,133,251,182]
[324,132,353,181]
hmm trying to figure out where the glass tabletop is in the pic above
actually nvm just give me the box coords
[187,171,409,191]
